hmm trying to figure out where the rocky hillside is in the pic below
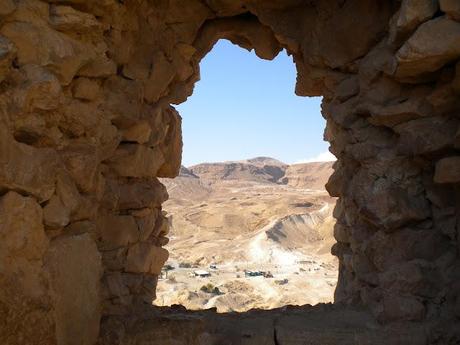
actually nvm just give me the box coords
[157,157,337,312]
[186,157,333,188]
[282,162,335,190]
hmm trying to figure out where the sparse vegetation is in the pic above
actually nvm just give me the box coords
[200,283,222,295]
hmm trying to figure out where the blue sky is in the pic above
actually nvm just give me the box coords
[176,40,334,167]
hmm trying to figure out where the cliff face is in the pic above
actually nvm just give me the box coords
[0,0,459,344]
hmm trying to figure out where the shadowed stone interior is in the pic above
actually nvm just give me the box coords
[0,0,459,344]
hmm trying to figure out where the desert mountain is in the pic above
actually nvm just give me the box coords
[189,157,286,185]
[187,157,334,188]
[282,161,335,190]
[157,157,337,312]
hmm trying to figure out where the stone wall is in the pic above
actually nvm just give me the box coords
[0,0,459,344]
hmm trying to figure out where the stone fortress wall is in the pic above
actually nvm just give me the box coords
[0,0,459,344]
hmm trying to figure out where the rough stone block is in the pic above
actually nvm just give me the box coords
[434,156,460,183]
[157,108,182,178]
[395,17,460,78]
[440,0,460,20]
[0,191,48,263]
[102,178,168,211]
[380,294,426,322]
[16,64,62,112]
[0,0,16,17]
[121,121,152,144]
[0,35,15,83]
[60,142,99,193]
[107,144,165,178]
[125,242,168,275]
[43,195,70,229]
[1,21,95,85]
[389,0,438,44]
[49,5,102,32]
[144,52,175,103]
[45,234,102,345]
[0,191,53,344]
[72,77,101,101]
[0,128,58,202]
[99,214,139,250]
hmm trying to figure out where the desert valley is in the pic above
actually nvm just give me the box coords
[156,157,337,312]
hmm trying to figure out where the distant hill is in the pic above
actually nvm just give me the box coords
[189,161,286,184]
[282,161,334,190]
[242,156,287,167]
[156,156,338,312]
[183,157,334,189]
[179,166,199,178]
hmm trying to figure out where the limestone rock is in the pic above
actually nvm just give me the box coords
[455,127,460,149]
[0,191,48,263]
[12,114,48,145]
[15,64,62,112]
[122,41,163,82]
[152,213,170,238]
[105,272,130,299]
[60,142,99,193]
[0,192,53,344]
[334,223,350,244]
[395,17,460,78]
[1,0,460,337]
[55,172,82,221]
[132,208,159,241]
[45,234,102,345]
[195,17,282,62]
[350,166,430,229]
[157,108,182,178]
[304,1,393,69]
[0,128,58,202]
[434,156,460,183]
[205,0,246,16]
[121,121,152,144]
[0,0,16,17]
[125,243,169,275]
[389,0,438,44]
[102,76,145,122]
[78,56,117,78]
[107,144,165,178]
[99,214,139,250]
[71,77,101,101]
[440,0,460,20]
[103,178,168,211]
[49,5,102,33]
[43,195,70,229]
[364,91,433,127]
[379,294,426,322]
[395,117,459,155]
[144,52,176,104]
[379,261,440,298]
[452,61,460,94]
[334,76,359,102]
[367,228,450,272]
[58,101,120,160]
[1,21,95,84]
[0,35,15,83]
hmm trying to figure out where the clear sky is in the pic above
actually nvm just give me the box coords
[176,39,335,167]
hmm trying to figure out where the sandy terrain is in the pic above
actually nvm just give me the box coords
[156,158,337,312]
